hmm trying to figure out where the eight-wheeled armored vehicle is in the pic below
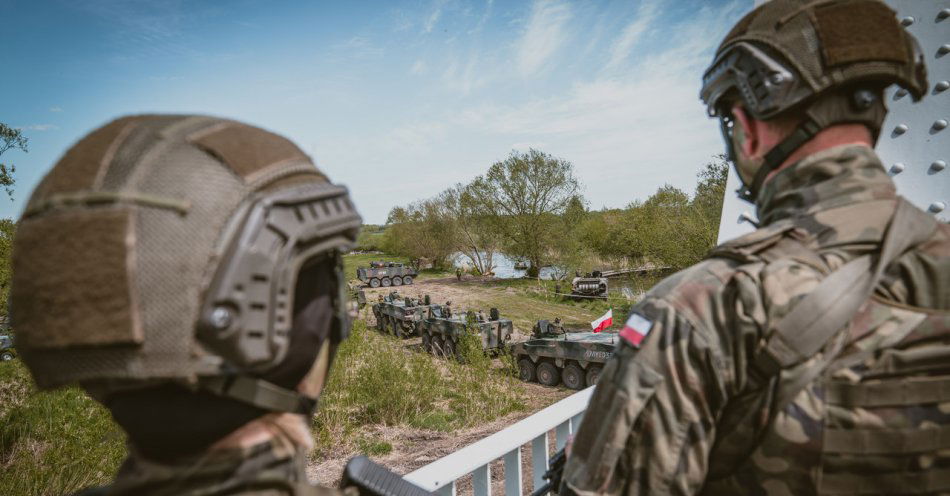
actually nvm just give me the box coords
[420,306,513,359]
[371,292,431,338]
[570,271,608,299]
[357,261,418,288]
[0,334,15,361]
[511,319,617,389]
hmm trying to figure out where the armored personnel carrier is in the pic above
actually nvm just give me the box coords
[371,292,431,338]
[570,271,608,299]
[511,319,617,390]
[357,261,418,288]
[420,306,513,359]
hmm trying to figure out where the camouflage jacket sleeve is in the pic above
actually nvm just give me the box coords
[562,259,766,496]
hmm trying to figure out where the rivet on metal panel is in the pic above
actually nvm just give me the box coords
[937,81,950,93]
[940,44,950,56]
[900,16,914,26]
[893,123,909,135]
[932,160,947,172]
[890,163,906,174]
[929,202,946,214]
[939,8,950,22]
[934,119,949,131]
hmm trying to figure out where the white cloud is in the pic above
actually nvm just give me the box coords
[411,59,428,75]
[516,0,572,78]
[49,106,63,112]
[604,1,659,72]
[423,0,448,33]
[21,124,59,131]
[442,55,486,95]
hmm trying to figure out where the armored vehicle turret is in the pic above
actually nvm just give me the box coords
[571,271,608,299]
[371,292,432,338]
[420,306,513,359]
[511,320,617,390]
[357,261,418,288]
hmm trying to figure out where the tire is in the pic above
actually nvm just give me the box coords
[563,364,585,390]
[432,336,445,357]
[370,278,380,288]
[392,276,403,286]
[403,276,413,285]
[585,366,603,387]
[381,277,392,287]
[537,362,561,387]
[0,351,13,361]
[422,333,432,353]
[443,339,457,360]
[518,358,536,382]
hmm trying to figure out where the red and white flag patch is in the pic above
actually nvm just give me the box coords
[620,313,654,347]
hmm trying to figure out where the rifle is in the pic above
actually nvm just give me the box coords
[530,447,566,496]
[342,455,435,496]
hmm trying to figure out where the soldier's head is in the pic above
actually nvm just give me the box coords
[700,0,928,203]
[11,115,361,461]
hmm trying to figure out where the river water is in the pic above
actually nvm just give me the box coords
[451,252,559,279]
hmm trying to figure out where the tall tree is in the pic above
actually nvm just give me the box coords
[471,149,580,276]
[439,183,500,275]
[0,123,28,200]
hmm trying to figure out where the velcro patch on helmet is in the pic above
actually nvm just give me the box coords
[813,1,907,67]
[12,208,143,349]
[190,123,311,182]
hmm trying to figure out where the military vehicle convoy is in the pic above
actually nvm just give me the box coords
[571,271,608,299]
[371,292,431,338]
[510,319,617,390]
[357,261,418,288]
[420,305,513,359]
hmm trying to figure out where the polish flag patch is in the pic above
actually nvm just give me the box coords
[620,313,654,347]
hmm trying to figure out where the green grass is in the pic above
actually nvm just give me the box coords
[311,320,526,458]
[0,360,125,496]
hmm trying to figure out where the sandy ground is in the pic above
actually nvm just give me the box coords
[308,276,586,489]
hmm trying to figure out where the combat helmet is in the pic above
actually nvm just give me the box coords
[700,0,928,202]
[11,115,361,417]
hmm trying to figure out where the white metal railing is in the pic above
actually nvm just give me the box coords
[405,387,594,496]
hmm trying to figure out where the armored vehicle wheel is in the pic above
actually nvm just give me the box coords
[432,336,446,357]
[381,277,392,287]
[585,366,602,387]
[392,276,403,286]
[422,333,432,352]
[537,362,561,387]
[376,317,384,331]
[403,276,413,285]
[518,358,536,382]
[1,351,13,361]
[562,364,585,390]
[370,278,380,288]
[443,339,457,360]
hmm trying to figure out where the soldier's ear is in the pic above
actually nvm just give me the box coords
[731,104,760,158]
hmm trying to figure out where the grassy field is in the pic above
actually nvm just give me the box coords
[0,360,125,496]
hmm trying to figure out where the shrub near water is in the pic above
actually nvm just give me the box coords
[0,360,124,496]
[313,320,526,457]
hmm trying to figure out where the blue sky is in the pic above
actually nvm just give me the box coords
[2,0,747,224]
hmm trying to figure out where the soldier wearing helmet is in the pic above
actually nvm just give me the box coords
[562,1,949,495]
[11,115,362,495]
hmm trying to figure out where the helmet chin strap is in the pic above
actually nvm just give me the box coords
[735,117,822,204]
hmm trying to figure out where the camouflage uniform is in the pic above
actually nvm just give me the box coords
[76,439,343,496]
[561,145,950,495]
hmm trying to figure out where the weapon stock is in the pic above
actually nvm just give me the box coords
[342,455,435,496]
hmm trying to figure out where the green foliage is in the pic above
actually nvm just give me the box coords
[355,224,387,252]
[0,360,124,496]
[382,199,456,269]
[0,123,28,201]
[0,219,15,316]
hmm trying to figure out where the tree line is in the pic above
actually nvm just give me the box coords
[373,148,729,278]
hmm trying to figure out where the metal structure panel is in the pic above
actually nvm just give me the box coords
[718,0,950,244]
